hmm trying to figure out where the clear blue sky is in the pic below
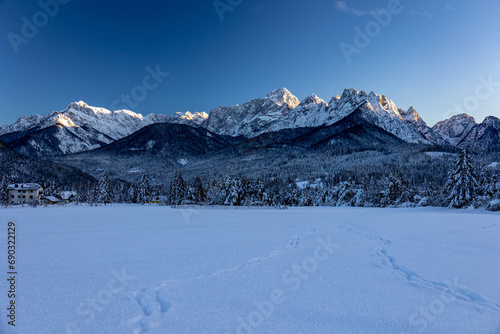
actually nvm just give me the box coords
[1,0,499,126]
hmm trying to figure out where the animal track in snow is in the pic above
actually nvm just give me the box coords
[288,236,300,249]
[124,284,172,333]
[377,247,500,313]
[337,223,392,245]
[337,223,500,313]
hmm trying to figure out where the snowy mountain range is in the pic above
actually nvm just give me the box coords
[0,101,170,157]
[1,88,499,159]
[199,88,435,144]
[432,113,500,151]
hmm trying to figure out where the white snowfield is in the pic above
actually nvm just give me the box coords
[1,206,499,334]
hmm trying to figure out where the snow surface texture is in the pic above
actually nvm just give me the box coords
[0,206,499,334]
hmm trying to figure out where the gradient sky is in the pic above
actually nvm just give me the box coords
[1,0,499,127]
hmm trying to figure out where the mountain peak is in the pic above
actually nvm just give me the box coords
[266,88,300,108]
[67,101,90,110]
[64,101,116,117]
[301,94,327,106]
[445,113,477,124]
[400,106,422,123]
[432,113,478,146]
[341,88,359,97]
[483,116,500,124]
[360,100,375,111]
[171,111,209,126]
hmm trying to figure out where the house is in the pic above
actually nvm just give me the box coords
[151,196,169,205]
[58,191,77,203]
[44,196,60,205]
[7,183,44,204]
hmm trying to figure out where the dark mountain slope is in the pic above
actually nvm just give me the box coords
[93,123,233,156]
[0,139,95,186]
[228,107,407,154]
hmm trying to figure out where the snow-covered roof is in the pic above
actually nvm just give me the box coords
[44,196,59,202]
[59,191,77,200]
[7,183,42,190]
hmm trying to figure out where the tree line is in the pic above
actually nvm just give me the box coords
[1,149,499,210]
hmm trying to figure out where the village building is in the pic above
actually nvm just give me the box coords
[151,195,169,205]
[7,183,44,204]
[44,196,60,205]
[58,191,77,203]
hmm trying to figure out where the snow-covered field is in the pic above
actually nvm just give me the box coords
[1,206,499,334]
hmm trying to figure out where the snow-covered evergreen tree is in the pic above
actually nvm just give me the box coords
[254,178,267,205]
[382,171,410,206]
[44,181,57,197]
[128,185,137,204]
[283,185,299,206]
[98,172,112,205]
[337,181,354,206]
[76,182,89,203]
[205,179,220,205]
[299,187,314,206]
[116,184,126,203]
[192,176,206,204]
[479,165,494,197]
[353,188,365,207]
[138,173,151,205]
[223,175,248,206]
[445,148,479,208]
[493,172,500,199]
[170,171,186,205]
[224,177,239,206]
[0,174,9,205]
[88,183,100,206]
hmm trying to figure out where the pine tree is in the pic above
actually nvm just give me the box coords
[128,185,137,204]
[116,184,126,203]
[224,175,248,206]
[299,187,313,206]
[479,165,494,197]
[192,176,206,204]
[255,178,266,204]
[170,171,186,205]
[445,148,479,208]
[353,188,365,207]
[493,172,500,199]
[382,171,410,206]
[98,172,112,205]
[0,174,9,205]
[283,185,299,207]
[76,182,89,203]
[44,181,57,197]
[224,176,239,206]
[89,183,100,206]
[337,181,354,206]
[138,173,151,205]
